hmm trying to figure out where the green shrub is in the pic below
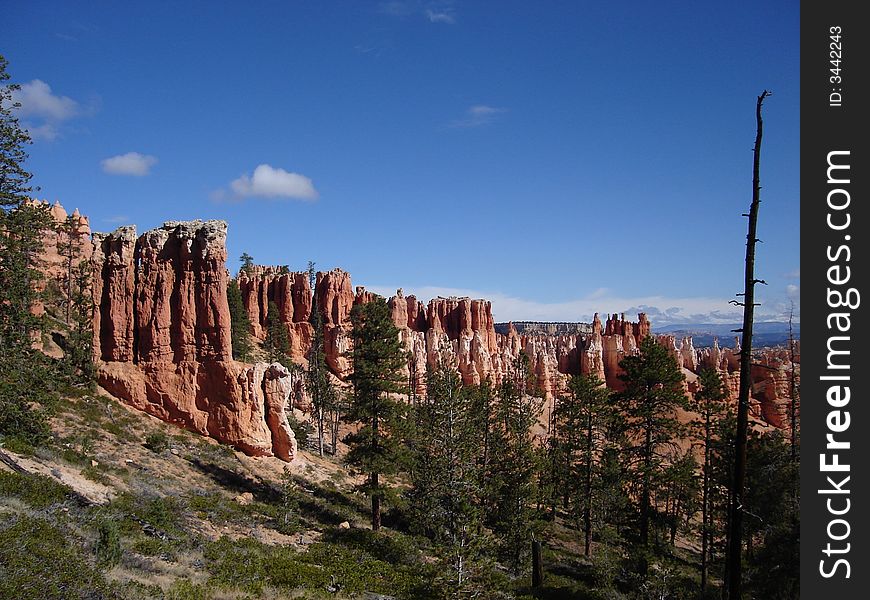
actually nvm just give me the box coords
[0,470,72,508]
[96,519,122,566]
[144,431,169,453]
[166,579,212,600]
[0,516,113,599]
[132,536,177,560]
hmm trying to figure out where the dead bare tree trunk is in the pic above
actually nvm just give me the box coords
[725,89,770,600]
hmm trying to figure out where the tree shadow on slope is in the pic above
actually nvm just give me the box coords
[186,457,280,503]
[291,476,371,526]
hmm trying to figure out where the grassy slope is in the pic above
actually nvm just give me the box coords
[1,386,704,600]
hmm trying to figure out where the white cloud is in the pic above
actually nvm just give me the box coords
[10,79,85,141]
[215,164,319,202]
[786,284,799,298]
[101,152,158,176]
[103,215,130,224]
[366,284,793,328]
[450,104,507,128]
[426,8,455,23]
[13,79,79,121]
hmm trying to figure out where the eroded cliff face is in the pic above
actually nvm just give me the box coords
[91,221,297,461]
[238,266,313,363]
[696,338,800,430]
[25,200,93,321]
[32,202,794,460]
[233,268,797,435]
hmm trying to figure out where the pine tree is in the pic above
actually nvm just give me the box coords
[615,335,688,574]
[0,55,55,446]
[690,367,729,590]
[548,373,613,556]
[408,361,484,591]
[55,213,86,324]
[264,300,291,365]
[239,252,254,275]
[743,430,799,599]
[227,279,252,361]
[64,260,95,386]
[657,450,698,547]
[484,354,543,574]
[0,55,32,209]
[343,297,408,531]
[307,262,337,457]
[277,465,299,534]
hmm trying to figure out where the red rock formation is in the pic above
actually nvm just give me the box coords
[33,203,793,446]
[23,200,93,323]
[92,226,137,362]
[314,269,355,377]
[238,266,313,362]
[91,220,297,461]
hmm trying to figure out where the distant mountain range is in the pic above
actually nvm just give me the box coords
[653,321,799,348]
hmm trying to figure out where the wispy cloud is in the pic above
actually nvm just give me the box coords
[101,152,158,176]
[379,1,456,24]
[450,104,508,128]
[426,8,455,24]
[11,79,84,141]
[212,164,319,202]
[366,284,795,327]
[103,215,130,224]
[378,1,415,17]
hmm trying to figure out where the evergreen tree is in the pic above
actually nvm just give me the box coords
[227,279,252,361]
[656,450,698,547]
[277,465,299,534]
[0,55,32,209]
[615,335,688,574]
[343,297,408,531]
[690,367,729,590]
[743,430,799,599]
[63,260,95,387]
[0,55,55,446]
[239,252,254,275]
[55,214,77,323]
[307,261,337,457]
[484,354,543,574]
[264,300,291,365]
[548,373,613,556]
[408,361,484,591]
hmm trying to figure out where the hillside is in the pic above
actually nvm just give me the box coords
[2,382,674,600]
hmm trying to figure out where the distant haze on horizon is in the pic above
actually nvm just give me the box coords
[6,1,799,327]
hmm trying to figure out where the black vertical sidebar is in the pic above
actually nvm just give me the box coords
[801,1,868,597]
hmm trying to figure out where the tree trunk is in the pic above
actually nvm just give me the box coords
[701,410,711,591]
[725,89,769,600]
[583,410,594,556]
[531,539,543,587]
[317,406,324,457]
[371,472,381,531]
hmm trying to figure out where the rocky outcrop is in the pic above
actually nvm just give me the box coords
[31,203,794,450]
[238,266,313,362]
[91,219,297,461]
[697,339,800,430]
[92,226,137,362]
[24,200,93,321]
[314,269,355,377]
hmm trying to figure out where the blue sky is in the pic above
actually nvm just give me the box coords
[4,1,799,327]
